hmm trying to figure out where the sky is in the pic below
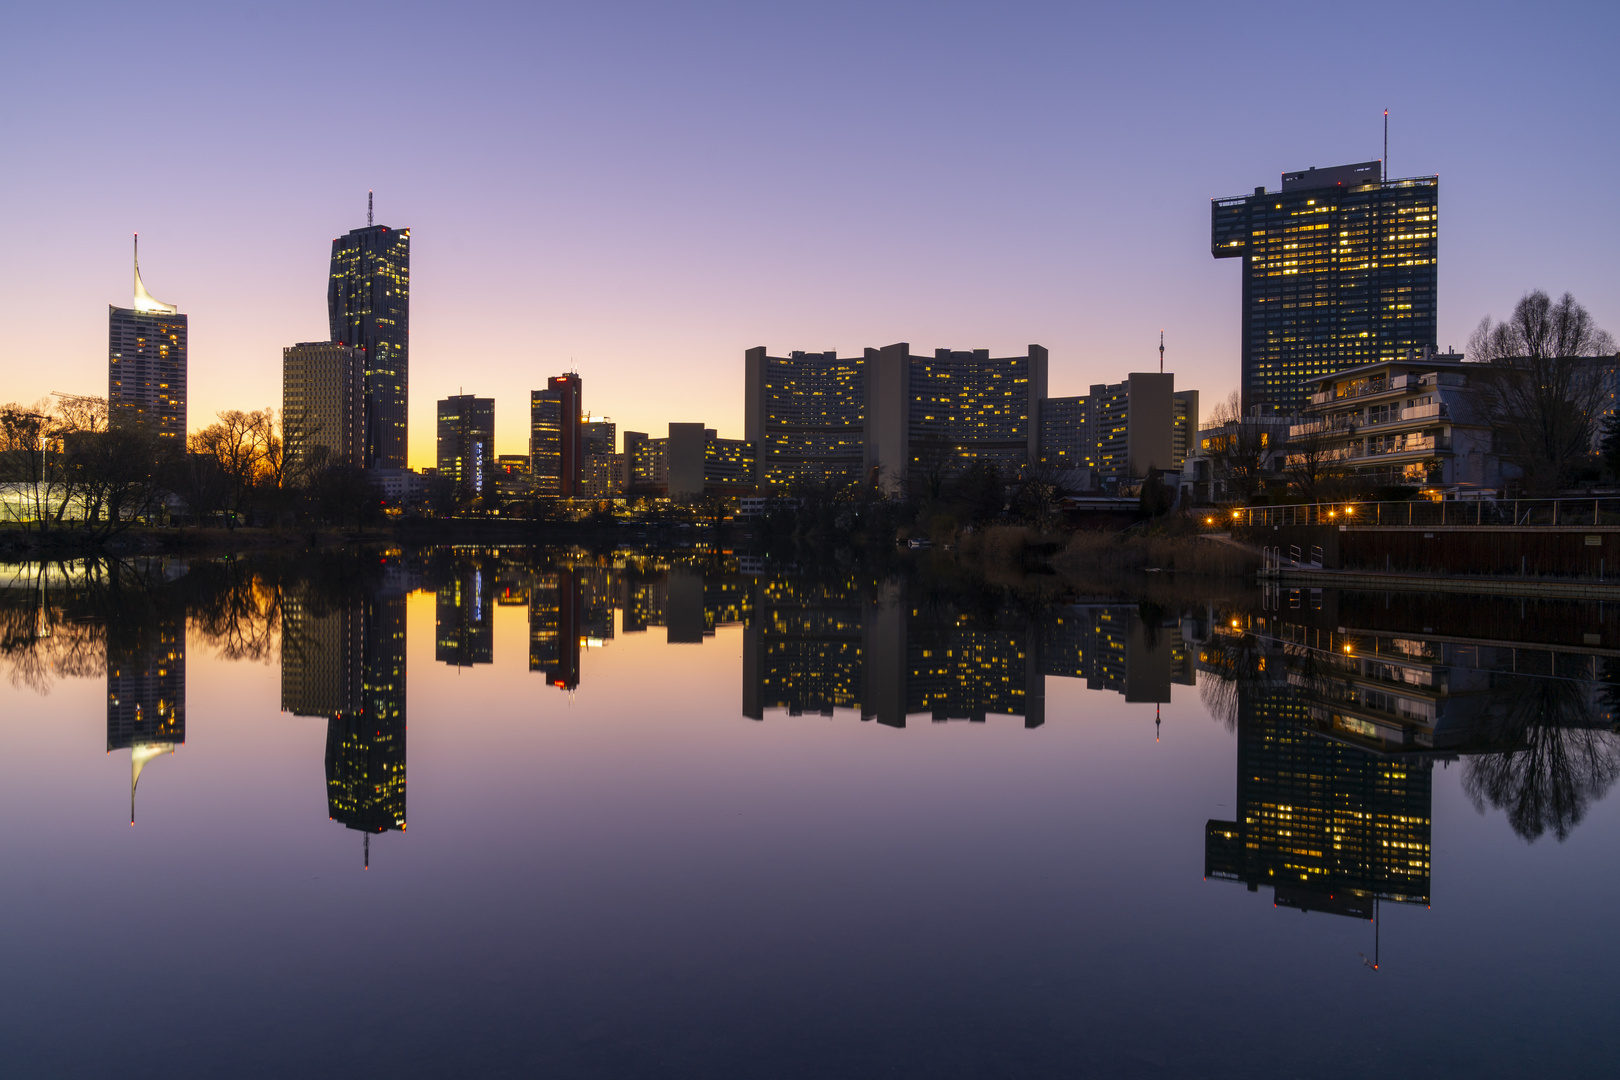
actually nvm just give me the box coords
[1,0,1615,468]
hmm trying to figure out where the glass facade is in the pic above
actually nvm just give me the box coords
[1212,163,1438,416]
[329,225,410,468]
[437,395,495,499]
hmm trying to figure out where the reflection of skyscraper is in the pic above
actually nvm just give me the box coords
[329,214,411,468]
[743,577,866,719]
[436,567,493,667]
[107,616,186,823]
[281,585,408,852]
[1206,679,1431,916]
[325,592,408,842]
[529,568,581,689]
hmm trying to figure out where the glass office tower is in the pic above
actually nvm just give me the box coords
[329,222,410,468]
[1212,161,1438,416]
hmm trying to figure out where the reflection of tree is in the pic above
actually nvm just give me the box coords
[1196,618,1275,731]
[1462,674,1620,842]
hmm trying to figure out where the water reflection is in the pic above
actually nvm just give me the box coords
[5,552,1620,860]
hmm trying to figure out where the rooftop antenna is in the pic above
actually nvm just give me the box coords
[1383,110,1388,182]
[1159,330,1165,375]
[368,190,374,227]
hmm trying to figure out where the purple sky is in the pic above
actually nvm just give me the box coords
[2,0,1615,467]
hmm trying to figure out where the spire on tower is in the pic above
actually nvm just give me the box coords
[368,190,374,227]
[1159,329,1165,375]
[132,234,178,315]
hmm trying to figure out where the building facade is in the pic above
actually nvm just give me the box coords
[744,348,866,491]
[329,221,410,468]
[282,342,365,470]
[1212,161,1438,416]
[1292,351,1497,492]
[865,344,1048,495]
[530,374,582,496]
[1037,375,1196,486]
[436,395,495,499]
[109,238,187,440]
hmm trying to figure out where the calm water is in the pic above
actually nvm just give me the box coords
[1,549,1616,1079]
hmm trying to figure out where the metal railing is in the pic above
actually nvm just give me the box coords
[1230,497,1620,529]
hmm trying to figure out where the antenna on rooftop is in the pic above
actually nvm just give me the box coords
[368,190,374,227]
[1159,330,1165,375]
[1383,110,1388,182]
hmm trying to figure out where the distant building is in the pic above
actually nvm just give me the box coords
[1212,161,1438,416]
[531,374,584,497]
[436,395,495,499]
[866,344,1048,495]
[282,342,365,470]
[371,467,428,508]
[329,213,410,468]
[493,454,533,499]
[745,348,866,490]
[109,237,187,440]
[581,416,618,497]
[1038,374,1195,486]
[530,373,583,496]
[626,423,755,497]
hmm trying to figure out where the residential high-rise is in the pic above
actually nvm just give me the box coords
[864,344,1048,495]
[744,348,867,490]
[1039,374,1195,485]
[1212,161,1438,416]
[282,342,365,470]
[436,395,495,499]
[530,373,583,496]
[329,211,410,467]
[109,236,187,440]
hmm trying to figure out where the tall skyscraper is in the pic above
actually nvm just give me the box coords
[109,236,187,440]
[329,204,410,468]
[1212,160,1438,416]
[282,342,365,470]
[436,394,495,499]
[530,373,582,496]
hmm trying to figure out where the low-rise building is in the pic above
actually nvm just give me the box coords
[1292,351,1497,493]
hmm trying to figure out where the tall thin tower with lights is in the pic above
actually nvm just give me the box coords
[109,235,188,439]
[329,195,411,468]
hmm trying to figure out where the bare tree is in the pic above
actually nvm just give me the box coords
[1202,392,1272,503]
[1285,415,1352,503]
[1469,291,1617,495]
[190,409,276,528]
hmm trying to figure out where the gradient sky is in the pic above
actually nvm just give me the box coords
[2,0,1615,467]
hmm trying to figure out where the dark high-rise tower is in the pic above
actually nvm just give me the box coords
[436,394,495,499]
[1212,161,1438,416]
[109,236,188,440]
[530,372,582,496]
[329,211,410,468]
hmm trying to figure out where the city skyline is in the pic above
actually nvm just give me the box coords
[3,3,1614,469]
